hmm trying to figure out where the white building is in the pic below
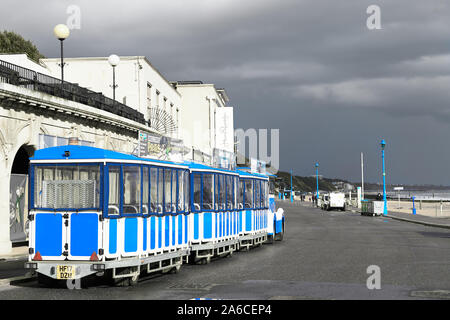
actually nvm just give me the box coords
[172,81,235,168]
[41,56,182,139]
[0,54,151,253]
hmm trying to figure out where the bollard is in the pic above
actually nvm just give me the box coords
[412,196,416,215]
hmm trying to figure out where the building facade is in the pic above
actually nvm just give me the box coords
[0,55,151,254]
[172,81,235,168]
[41,56,182,139]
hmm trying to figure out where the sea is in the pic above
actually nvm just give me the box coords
[365,190,450,201]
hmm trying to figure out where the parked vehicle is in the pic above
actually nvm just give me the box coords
[321,192,346,211]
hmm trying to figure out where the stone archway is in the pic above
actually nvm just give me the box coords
[9,144,35,244]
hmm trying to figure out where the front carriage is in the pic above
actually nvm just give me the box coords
[26,145,190,285]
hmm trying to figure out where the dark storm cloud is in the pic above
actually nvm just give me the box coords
[2,0,450,185]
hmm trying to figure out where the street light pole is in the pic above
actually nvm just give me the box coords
[290,169,293,203]
[315,162,319,207]
[108,55,120,103]
[53,24,70,91]
[380,139,388,216]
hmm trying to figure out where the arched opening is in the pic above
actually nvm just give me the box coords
[10,145,35,244]
[11,145,34,174]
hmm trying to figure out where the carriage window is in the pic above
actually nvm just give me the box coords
[123,166,140,214]
[157,168,164,213]
[255,180,261,208]
[172,169,177,213]
[177,170,184,212]
[264,181,268,208]
[150,167,158,213]
[244,179,253,209]
[184,170,190,212]
[164,168,173,213]
[214,174,219,210]
[226,175,233,210]
[193,173,201,211]
[219,174,226,210]
[202,174,213,210]
[33,165,100,209]
[142,167,149,214]
[238,179,244,209]
[108,166,120,215]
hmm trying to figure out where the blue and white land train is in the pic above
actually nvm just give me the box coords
[24,145,285,286]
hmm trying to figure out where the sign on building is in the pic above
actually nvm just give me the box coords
[138,131,186,162]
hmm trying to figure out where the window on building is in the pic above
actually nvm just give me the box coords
[146,82,152,108]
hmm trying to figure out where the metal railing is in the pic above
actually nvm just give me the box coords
[0,59,146,125]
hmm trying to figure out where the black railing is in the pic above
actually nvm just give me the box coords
[0,59,146,125]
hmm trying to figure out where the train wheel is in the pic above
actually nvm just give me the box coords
[169,264,181,274]
[128,273,139,286]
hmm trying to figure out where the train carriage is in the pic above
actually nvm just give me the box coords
[24,145,284,287]
[187,162,240,264]
[236,170,270,250]
[26,145,190,285]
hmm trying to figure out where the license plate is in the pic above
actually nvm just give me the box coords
[56,265,75,280]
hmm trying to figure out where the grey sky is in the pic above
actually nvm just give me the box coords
[2,0,450,185]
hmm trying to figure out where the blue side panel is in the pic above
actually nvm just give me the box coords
[158,217,162,248]
[219,213,223,237]
[246,210,252,232]
[204,212,212,239]
[239,211,243,233]
[194,213,199,240]
[165,215,170,247]
[150,217,156,250]
[109,218,117,254]
[184,214,188,244]
[214,212,219,238]
[124,218,138,253]
[172,216,176,246]
[35,214,62,256]
[178,215,183,245]
[276,219,282,234]
[143,217,147,251]
[70,213,98,256]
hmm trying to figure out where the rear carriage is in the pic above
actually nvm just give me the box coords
[236,170,270,250]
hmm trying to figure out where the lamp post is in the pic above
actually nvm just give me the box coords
[290,169,293,203]
[53,24,70,89]
[315,162,319,207]
[380,139,388,216]
[108,54,120,102]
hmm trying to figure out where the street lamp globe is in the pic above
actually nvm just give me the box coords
[53,24,70,40]
[315,162,319,168]
[108,54,120,67]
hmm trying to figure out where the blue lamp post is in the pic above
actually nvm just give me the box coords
[380,139,388,216]
[290,169,293,203]
[315,162,319,206]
